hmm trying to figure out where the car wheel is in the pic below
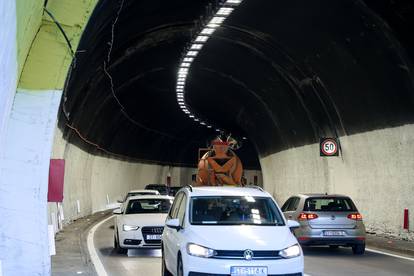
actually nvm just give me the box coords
[177,254,184,276]
[329,245,339,249]
[114,234,128,254]
[162,246,172,276]
[352,243,365,255]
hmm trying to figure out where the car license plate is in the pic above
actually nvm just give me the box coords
[230,267,268,276]
[324,230,345,236]
[146,234,161,240]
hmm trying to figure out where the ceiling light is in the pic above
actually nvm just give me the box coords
[181,62,191,67]
[195,36,209,42]
[207,125,212,128]
[189,115,195,118]
[178,77,186,81]
[179,102,185,106]
[217,7,234,15]
[179,68,189,73]
[187,51,198,57]
[177,95,183,98]
[177,93,184,96]
[226,0,243,5]
[201,28,216,35]
[177,86,184,90]
[178,74,187,79]
[194,118,199,122]
[210,17,226,24]
[176,89,184,93]
[191,44,203,50]
[207,23,220,28]
[177,81,185,85]
[183,57,194,63]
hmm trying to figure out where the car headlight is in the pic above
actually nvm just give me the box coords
[279,244,301,259]
[186,243,216,258]
[123,224,139,231]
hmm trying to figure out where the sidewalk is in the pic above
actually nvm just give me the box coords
[366,233,414,257]
[52,210,112,276]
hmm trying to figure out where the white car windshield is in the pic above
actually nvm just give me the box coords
[125,199,173,214]
[190,196,285,226]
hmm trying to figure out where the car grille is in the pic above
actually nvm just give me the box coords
[213,250,282,260]
[141,226,163,244]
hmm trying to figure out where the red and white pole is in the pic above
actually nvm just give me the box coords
[403,209,409,230]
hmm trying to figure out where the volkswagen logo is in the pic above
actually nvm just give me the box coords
[243,249,254,261]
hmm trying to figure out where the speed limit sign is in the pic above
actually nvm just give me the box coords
[320,138,339,157]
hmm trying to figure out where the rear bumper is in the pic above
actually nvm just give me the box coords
[298,237,365,246]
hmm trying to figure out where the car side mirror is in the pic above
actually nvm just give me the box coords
[117,199,124,203]
[113,208,122,215]
[287,220,300,230]
[166,218,181,231]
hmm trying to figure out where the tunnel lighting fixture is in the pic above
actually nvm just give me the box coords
[201,28,216,35]
[217,7,234,15]
[187,51,199,57]
[210,17,226,25]
[195,35,209,42]
[176,0,243,132]
[191,44,204,50]
[183,57,194,62]
[226,0,243,5]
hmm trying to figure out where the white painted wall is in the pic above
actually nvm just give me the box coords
[0,90,62,276]
[260,124,414,239]
[0,0,17,155]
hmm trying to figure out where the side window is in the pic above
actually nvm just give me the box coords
[281,198,292,212]
[289,197,300,211]
[169,193,184,219]
[176,194,187,227]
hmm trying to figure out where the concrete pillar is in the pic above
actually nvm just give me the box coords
[0,90,62,276]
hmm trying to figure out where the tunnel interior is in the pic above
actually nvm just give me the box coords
[60,0,414,168]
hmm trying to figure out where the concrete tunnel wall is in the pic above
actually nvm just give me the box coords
[261,124,414,238]
[48,128,263,227]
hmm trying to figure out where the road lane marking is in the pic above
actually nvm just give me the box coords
[367,247,414,262]
[87,215,114,276]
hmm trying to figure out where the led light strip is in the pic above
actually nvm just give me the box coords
[176,0,244,131]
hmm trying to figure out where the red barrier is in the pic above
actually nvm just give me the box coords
[404,209,409,230]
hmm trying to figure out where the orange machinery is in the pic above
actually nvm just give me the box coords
[196,136,244,186]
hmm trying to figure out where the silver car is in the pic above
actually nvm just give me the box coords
[281,194,366,255]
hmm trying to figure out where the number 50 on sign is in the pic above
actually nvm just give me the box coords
[320,138,339,157]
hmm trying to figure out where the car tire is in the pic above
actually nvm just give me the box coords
[162,246,172,276]
[114,234,128,254]
[177,254,184,276]
[352,243,365,255]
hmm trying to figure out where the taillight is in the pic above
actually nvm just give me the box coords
[298,213,318,220]
[347,213,363,221]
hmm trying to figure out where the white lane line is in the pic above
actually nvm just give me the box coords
[367,247,414,262]
[87,215,115,276]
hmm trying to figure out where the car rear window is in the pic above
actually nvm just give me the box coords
[304,197,357,212]
[125,198,173,214]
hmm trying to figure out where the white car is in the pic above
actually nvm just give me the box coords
[162,186,304,276]
[113,195,173,253]
[119,189,160,203]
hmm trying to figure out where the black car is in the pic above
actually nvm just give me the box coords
[145,184,168,195]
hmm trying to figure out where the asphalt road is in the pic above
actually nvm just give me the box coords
[94,218,414,276]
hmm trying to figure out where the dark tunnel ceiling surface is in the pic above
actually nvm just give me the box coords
[60,0,414,168]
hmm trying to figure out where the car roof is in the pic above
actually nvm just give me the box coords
[186,186,270,197]
[128,189,159,193]
[126,195,174,201]
[299,193,350,198]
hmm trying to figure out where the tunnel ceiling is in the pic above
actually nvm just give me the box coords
[60,0,414,168]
